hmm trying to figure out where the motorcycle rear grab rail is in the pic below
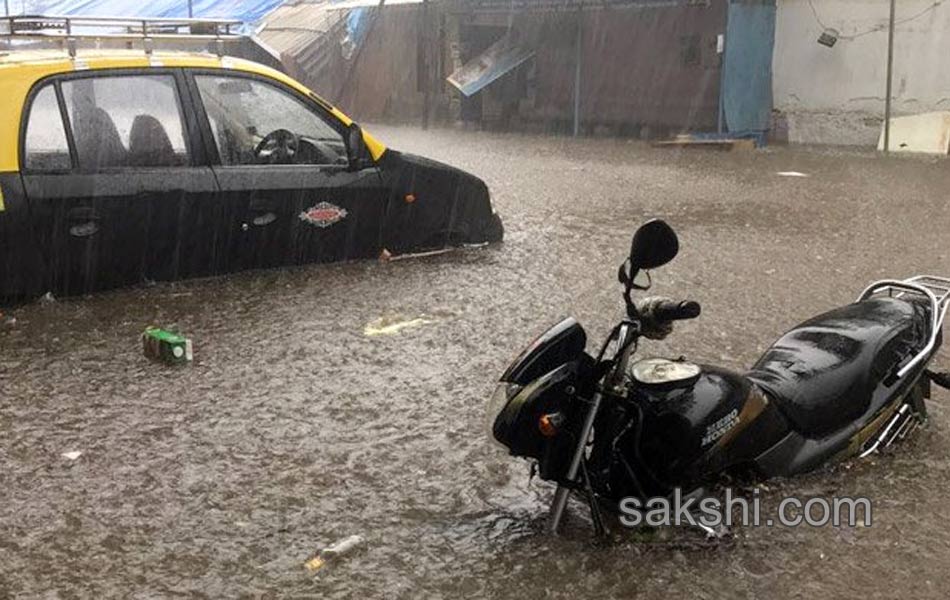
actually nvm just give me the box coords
[857,276,950,378]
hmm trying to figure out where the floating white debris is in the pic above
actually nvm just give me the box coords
[61,451,83,460]
[363,316,433,336]
[388,247,455,262]
[776,171,810,178]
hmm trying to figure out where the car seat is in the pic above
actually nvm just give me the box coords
[129,114,181,167]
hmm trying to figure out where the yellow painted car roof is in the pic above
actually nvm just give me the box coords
[0,49,385,171]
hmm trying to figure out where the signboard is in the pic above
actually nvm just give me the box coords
[447,34,534,97]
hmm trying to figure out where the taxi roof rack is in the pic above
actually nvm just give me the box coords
[0,14,243,57]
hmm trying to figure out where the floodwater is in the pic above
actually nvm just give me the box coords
[2,126,950,598]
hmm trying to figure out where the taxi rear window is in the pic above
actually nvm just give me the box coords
[24,74,195,172]
[62,75,190,170]
[24,85,71,172]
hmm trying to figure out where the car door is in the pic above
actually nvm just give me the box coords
[20,70,217,296]
[186,70,388,273]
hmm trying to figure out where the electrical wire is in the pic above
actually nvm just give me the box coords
[807,0,946,41]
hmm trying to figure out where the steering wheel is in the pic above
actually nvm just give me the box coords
[254,129,300,164]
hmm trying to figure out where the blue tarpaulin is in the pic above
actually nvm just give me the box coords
[722,0,776,134]
[15,1,286,31]
[346,7,369,46]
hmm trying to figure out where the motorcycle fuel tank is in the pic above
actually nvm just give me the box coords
[618,360,783,494]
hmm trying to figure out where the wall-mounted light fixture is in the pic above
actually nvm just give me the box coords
[818,28,839,47]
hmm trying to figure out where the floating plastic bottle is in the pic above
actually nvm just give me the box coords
[304,535,364,573]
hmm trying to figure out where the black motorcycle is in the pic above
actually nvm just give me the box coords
[488,220,950,534]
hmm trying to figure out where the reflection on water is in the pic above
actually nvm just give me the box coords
[2,125,950,598]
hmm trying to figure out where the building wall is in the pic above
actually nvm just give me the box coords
[465,1,728,134]
[579,2,726,131]
[774,0,950,146]
[276,1,729,134]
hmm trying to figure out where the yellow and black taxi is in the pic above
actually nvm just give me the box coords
[0,48,503,301]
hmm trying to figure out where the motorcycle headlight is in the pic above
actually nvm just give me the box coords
[486,381,521,449]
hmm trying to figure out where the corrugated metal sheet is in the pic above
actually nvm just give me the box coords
[258,0,344,57]
[260,2,433,120]
[257,0,350,100]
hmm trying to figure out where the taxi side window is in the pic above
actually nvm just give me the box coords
[24,85,71,172]
[194,75,347,167]
[61,75,190,170]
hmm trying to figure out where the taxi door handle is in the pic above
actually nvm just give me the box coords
[67,206,100,238]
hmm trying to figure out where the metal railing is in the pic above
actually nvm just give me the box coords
[0,14,243,57]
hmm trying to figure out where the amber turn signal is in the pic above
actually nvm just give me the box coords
[538,412,564,437]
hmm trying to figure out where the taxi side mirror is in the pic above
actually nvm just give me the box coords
[346,122,369,170]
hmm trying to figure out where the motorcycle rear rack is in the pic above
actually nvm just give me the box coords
[858,275,950,378]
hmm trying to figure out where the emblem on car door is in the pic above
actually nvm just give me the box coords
[299,202,348,228]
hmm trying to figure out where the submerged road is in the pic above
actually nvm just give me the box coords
[2,125,950,598]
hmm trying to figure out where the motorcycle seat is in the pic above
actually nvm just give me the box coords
[747,297,930,438]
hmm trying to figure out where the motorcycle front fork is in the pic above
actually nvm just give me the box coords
[549,322,637,535]
[547,391,604,535]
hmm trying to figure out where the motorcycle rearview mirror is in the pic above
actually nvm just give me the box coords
[629,219,679,271]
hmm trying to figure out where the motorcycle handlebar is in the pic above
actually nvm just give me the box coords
[652,299,702,322]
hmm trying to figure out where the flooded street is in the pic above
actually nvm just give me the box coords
[3,126,950,598]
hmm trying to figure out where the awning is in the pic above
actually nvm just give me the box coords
[447,33,535,97]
